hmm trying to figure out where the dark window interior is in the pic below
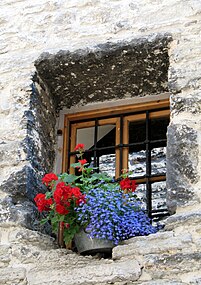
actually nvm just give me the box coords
[67,105,169,220]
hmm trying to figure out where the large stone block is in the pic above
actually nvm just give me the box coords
[143,252,201,280]
[166,123,199,212]
[112,231,192,260]
[26,257,141,285]
[0,267,26,285]
[0,245,11,268]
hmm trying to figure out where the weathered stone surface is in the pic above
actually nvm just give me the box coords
[143,252,201,279]
[166,123,199,211]
[171,94,201,115]
[8,227,56,250]
[179,271,201,285]
[35,34,171,111]
[27,80,57,173]
[112,231,192,260]
[0,245,11,268]
[0,267,27,285]
[129,281,187,285]
[0,167,45,230]
[1,0,201,284]
[164,211,201,231]
[0,80,56,230]
[26,257,141,285]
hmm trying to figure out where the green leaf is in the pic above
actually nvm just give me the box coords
[45,191,52,199]
[70,162,81,168]
[40,218,48,225]
[62,174,80,183]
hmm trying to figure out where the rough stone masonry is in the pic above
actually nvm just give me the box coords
[0,0,201,284]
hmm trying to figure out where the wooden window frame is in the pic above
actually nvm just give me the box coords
[63,98,169,174]
[68,118,121,177]
[62,97,170,218]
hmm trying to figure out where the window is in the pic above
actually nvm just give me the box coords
[62,98,170,219]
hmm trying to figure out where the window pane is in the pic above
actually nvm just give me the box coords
[128,120,146,177]
[135,181,167,212]
[129,120,146,145]
[151,147,166,175]
[129,150,146,177]
[97,124,116,148]
[75,127,95,164]
[150,117,169,141]
[135,183,146,210]
[152,181,167,211]
[76,127,95,150]
[99,154,116,178]
[97,124,116,178]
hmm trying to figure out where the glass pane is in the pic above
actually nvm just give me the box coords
[76,127,95,150]
[76,127,95,164]
[152,181,167,211]
[99,154,116,178]
[134,181,167,212]
[129,120,146,145]
[150,117,169,141]
[97,124,116,178]
[97,124,116,148]
[129,120,146,177]
[129,150,146,177]
[135,183,146,210]
[151,147,166,175]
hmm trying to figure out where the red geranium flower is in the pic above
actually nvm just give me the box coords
[65,223,70,229]
[61,222,70,229]
[42,173,58,187]
[34,193,53,212]
[78,159,87,165]
[71,187,82,198]
[55,204,69,215]
[120,178,137,193]
[74,143,85,151]
[76,159,87,172]
[54,182,72,204]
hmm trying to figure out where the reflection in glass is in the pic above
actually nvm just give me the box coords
[76,127,95,150]
[129,151,146,177]
[99,154,116,178]
[75,127,95,164]
[152,181,167,210]
[135,183,146,210]
[128,120,146,177]
[97,125,116,148]
[151,147,166,175]
[135,181,167,212]
[97,124,116,178]
[76,124,116,178]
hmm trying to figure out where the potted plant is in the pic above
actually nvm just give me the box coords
[34,144,158,254]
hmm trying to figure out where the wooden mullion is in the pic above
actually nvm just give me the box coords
[135,175,166,184]
[115,118,121,178]
[122,117,129,171]
[62,117,69,173]
[69,125,77,174]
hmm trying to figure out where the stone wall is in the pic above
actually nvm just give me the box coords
[0,212,201,285]
[0,0,201,284]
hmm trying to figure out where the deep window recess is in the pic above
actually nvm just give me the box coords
[63,99,170,219]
